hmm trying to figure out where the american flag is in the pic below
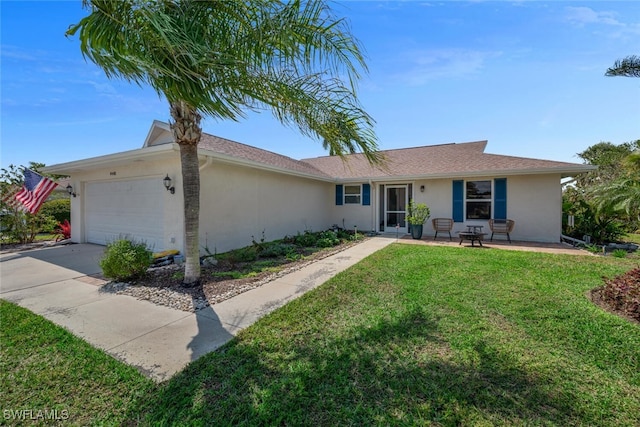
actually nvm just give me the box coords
[6,169,58,214]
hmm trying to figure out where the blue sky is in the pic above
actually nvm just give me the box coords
[1,1,639,172]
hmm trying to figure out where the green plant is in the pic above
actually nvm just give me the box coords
[584,244,604,254]
[406,200,430,225]
[316,230,339,247]
[54,219,71,241]
[293,230,318,247]
[39,198,71,224]
[100,239,153,281]
[226,246,259,264]
[251,230,267,253]
[611,249,628,258]
[260,242,298,258]
[0,208,57,244]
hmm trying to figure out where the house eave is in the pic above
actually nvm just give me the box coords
[197,148,335,182]
[335,165,597,183]
[42,143,179,175]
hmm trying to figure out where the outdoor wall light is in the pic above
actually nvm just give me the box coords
[163,174,175,194]
[66,184,77,197]
[420,185,425,192]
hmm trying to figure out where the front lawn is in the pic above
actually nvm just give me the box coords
[2,244,639,425]
[0,301,153,425]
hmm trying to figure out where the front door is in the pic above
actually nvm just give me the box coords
[384,185,408,233]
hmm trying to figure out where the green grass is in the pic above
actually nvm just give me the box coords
[0,301,154,425]
[623,233,640,245]
[2,245,639,425]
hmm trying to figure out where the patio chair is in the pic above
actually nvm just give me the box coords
[432,218,454,241]
[489,219,515,243]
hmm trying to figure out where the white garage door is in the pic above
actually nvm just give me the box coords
[85,178,165,251]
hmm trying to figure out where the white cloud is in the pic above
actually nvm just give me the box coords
[565,6,623,27]
[394,48,501,85]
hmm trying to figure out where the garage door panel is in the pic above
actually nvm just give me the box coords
[85,179,165,251]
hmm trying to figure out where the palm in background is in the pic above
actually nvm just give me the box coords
[605,55,640,78]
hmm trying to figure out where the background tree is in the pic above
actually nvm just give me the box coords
[606,55,640,78]
[575,140,640,188]
[68,0,380,285]
[565,140,640,242]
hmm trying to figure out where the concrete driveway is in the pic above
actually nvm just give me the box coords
[0,243,234,382]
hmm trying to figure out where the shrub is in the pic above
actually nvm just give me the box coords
[336,229,351,240]
[260,242,298,258]
[39,199,70,225]
[316,230,339,247]
[293,231,318,247]
[600,268,640,322]
[100,239,152,282]
[225,246,258,264]
[0,209,57,243]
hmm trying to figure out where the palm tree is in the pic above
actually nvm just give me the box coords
[605,55,640,77]
[590,177,640,221]
[68,0,380,285]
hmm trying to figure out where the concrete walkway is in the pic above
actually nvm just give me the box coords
[0,237,395,382]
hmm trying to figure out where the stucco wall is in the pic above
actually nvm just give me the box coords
[330,183,377,233]
[331,175,562,242]
[198,161,333,254]
[411,175,562,242]
[506,174,562,242]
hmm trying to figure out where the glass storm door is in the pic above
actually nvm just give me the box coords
[384,185,408,233]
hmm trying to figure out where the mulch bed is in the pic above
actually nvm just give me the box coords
[100,240,363,312]
[588,287,639,325]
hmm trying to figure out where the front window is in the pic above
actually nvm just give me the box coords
[466,180,491,219]
[344,185,361,204]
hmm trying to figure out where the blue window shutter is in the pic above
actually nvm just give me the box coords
[494,178,507,220]
[452,180,464,222]
[362,184,370,206]
[335,184,343,205]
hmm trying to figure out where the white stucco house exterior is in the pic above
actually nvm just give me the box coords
[43,121,594,254]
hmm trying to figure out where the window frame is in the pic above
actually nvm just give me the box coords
[343,184,362,205]
[465,180,492,220]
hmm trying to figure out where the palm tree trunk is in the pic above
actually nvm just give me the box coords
[170,101,202,286]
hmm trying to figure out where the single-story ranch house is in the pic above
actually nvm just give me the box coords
[43,120,594,254]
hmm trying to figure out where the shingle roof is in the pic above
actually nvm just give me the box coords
[300,141,592,179]
[183,124,593,180]
[197,133,332,178]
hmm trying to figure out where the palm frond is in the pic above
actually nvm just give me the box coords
[68,0,380,161]
[605,55,640,78]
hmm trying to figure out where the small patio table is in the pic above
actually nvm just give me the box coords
[458,231,487,247]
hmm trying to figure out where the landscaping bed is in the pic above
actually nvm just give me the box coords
[100,230,366,312]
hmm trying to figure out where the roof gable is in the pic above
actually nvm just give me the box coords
[143,120,174,147]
